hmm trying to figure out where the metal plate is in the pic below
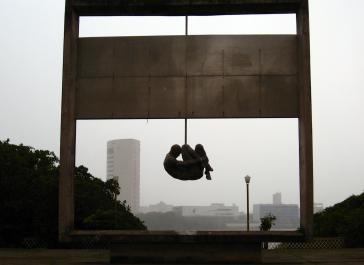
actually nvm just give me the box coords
[186,36,223,76]
[114,38,150,77]
[223,76,260,117]
[187,77,224,117]
[149,77,186,118]
[113,78,149,118]
[260,36,297,75]
[223,37,260,76]
[113,36,186,77]
[148,36,186,76]
[76,35,298,119]
[260,76,298,117]
[78,35,296,78]
[76,78,113,118]
[78,38,114,78]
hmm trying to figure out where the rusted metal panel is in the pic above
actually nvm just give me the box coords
[78,38,114,78]
[187,77,224,118]
[113,38,150,77]
[76,35,298,119]
[223,37,260,76]
[113,77,149,118]
[78,35,296,78]
[148,37,186,77]
[76,78,113,118]
[149,77,186,118]
[223,76,260,118]
[75,75,297,119]
[260,36,297,75]
[76,77,187,119]
[260,76,298,117]
[187,36,224,76]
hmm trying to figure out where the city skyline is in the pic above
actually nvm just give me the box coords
[1,1,364,211]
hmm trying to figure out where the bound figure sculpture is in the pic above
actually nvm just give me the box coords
[164,144,213,181]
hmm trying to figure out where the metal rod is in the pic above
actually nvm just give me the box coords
[247,183,250,231]
[185,119,187,145]
[184,15,188,145]
[185,15,188,34]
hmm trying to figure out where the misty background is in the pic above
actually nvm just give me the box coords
[1,1,364,213]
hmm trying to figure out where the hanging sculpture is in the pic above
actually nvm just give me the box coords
[163,144,213,181]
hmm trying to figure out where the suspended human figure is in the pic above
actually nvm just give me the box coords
[164,144,213,181]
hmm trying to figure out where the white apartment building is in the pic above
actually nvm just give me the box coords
[106,139,140,213]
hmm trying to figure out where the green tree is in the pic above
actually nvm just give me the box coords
[0,139,146,247]
[74,166,146,230]
[314,192,364,247]
[83,207,146,230]
[260,213,276,249]
[260,213,276,231]
[0,139,59,246]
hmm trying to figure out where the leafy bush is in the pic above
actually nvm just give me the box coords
[260,213,276,231]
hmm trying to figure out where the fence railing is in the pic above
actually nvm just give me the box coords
[269,237,345,250]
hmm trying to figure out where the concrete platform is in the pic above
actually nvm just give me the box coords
[1,248,364,264]
[70,230,304,264]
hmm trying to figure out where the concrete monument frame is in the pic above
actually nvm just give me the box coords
[59,0,313,247]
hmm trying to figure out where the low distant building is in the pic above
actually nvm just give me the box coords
[253,193,299,229]
[139,201,174,213]
[173,203,240,217]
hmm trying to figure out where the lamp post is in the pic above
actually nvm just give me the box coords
[244,175,251,231]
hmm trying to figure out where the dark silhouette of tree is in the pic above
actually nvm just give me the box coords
[260,213,276,249]
[0,139,145,247]
[259,214,276,231]
[314,192,364,247]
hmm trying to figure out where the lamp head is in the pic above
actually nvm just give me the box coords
[244,175,251,184]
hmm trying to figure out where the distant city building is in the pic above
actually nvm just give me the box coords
[106,139,140,213]
[139,201,174,213]
[273,192,282,205]
[314,203,324,213]
[139,202,240,217]
[173,203,240,217]
[253,193,299,229]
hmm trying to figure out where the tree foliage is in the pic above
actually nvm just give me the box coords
[314,192,364,247]
[259,213,276,231]
[0,139,145,247]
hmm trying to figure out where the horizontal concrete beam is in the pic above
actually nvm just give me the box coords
[72,0,303,16]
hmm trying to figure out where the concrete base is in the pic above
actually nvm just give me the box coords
[110,242,261,264]
[70,230,304,264]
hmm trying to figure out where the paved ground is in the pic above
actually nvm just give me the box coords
[0,248,364,265]
[263,249,364,264]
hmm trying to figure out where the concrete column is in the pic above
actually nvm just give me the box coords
[296,0,314,240]
[59,0,79,242]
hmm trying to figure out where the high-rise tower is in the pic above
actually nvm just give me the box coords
[106,139,140,213]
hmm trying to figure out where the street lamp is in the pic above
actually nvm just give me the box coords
[244,175,251,231]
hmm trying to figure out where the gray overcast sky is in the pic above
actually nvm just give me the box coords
[0,1,364,212]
